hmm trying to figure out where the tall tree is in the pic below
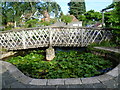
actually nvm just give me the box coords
[68,0,86,19]
[2,2,8,25]
[78,10,102,26]
[2,2,36,26]
[37,2,62,18]
[114,1,120,26]
[101,0,119,12]
[2,1,62,27]
[102,1,120,45]
[101,1,120,27]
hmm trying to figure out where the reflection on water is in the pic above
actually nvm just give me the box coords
[3,47,87,60]
[55,47,87,53]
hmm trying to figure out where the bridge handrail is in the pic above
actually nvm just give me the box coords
[0,26,114,50]
[0,27,116,34]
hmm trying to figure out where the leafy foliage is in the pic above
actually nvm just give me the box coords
[2,2,36,26]
[78,10,102,26]
[88,40,117,48]
[25,19,39,28]
[37,2,62,18]
[2,2,62,28]
[103,1,120,46]
[61,15,73,24]
[111,29,120,46]
[7,50,113,79]
[68,0,86,19]
[111,2,120,46]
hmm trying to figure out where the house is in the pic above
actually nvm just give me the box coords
[6,22,14,27]
[20,10,51,23]
[49,22,66,27]
[70,15,79,22]
[0,26,5,29]
[66,15,82,27]
[67,21,82,27]
[92,22,102,27]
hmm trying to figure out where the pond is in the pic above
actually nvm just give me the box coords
[4,47,118,79]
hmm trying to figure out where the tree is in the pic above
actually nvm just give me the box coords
[37,2,62,18]
[2,1,63,28]
[78,10,102,26]
[68,0,86,19]
[111,1,120,45]
[113,1,120,27]
[61,15,73,24]
[102,1,120,28]
[2,2,36,27]
[84,10,102,21]
[102,1,120,45]
[101,3,115,12]
[25,19,38,28]
[2,2,8,25]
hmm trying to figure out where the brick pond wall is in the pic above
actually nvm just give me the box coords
[0,47,120,89]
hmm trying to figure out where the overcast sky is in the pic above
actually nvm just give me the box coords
[55,0,113,14]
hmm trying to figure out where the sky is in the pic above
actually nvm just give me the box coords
[54,0,113,14]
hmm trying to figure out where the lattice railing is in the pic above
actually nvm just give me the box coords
[0,27,112,50]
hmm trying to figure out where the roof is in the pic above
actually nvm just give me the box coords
[49,22,66,27]
[67,21,82,27]
[70,15,79,22]
[0,26,5,29]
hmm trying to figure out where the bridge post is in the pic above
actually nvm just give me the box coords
[81,28,83,47]
[102,12,105,27]
[22,31,26,49]
[49,27,53,47]
[46,47,55,61]
[46,27,55,61]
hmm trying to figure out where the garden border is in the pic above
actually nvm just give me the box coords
[1,47,119,88]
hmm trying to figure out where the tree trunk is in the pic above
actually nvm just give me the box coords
[14,21,17,28]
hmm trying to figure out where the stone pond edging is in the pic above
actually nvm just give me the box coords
[1,47,120,88]
[0,51,16,60]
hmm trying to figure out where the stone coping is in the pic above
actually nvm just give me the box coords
[0,51,17,59]
[94,47,120,54]
[1,47,119,87]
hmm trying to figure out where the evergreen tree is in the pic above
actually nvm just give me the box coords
[68,0,86,19]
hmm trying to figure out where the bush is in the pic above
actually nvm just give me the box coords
[112,29,120,46]
[40,21,51,26]
[61,15,73,24]
[25,19,38,28]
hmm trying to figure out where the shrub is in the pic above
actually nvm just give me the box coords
[25,19,38,28]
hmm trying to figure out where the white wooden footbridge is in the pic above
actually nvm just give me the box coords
[0,27,112,50]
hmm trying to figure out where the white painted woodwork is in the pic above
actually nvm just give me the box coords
[0,27,112,50]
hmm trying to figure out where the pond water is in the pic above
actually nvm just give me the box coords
[3,47,118,79]
[3,47,87,60]
[55,47,87,53]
